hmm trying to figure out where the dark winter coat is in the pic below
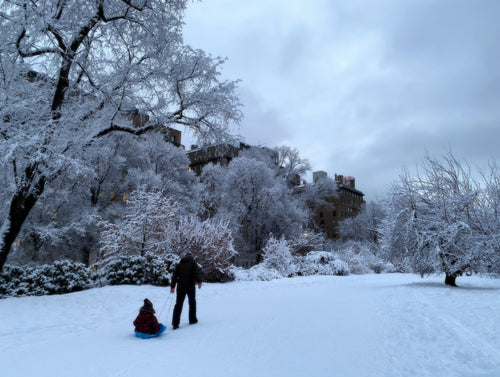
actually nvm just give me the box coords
[170,256,202,291]
[133,310,161,334]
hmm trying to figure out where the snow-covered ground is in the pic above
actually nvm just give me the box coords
[1,274,500,377]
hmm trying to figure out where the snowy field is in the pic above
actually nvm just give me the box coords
[1,274,500,377]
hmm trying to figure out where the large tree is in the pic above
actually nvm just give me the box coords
[380,152,499,286]
[0,0,241,271]
[200,156,308,253]
[8,132,199,266]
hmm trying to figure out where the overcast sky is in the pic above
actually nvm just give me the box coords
[183,0,500,200]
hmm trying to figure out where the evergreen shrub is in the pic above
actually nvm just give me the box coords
[0,261,93,298]
[94,253,177,287]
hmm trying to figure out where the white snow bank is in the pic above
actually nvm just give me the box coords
[1,274,500,377]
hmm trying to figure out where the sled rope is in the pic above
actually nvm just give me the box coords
[158,293,174,324]
[165,293,174,323]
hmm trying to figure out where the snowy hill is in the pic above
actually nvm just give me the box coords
[1,274,500,377]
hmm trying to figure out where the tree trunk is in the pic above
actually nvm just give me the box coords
[444,273,458,287]
[0,169,45,272]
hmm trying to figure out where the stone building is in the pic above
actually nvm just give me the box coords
[186,142,278,175]
[187,143,246,175]
[311,171,365,239]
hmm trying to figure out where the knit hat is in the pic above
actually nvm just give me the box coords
[183,252,194,259]
[141,298,155,314]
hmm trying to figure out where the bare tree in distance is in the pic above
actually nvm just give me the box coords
[275,145,311,187]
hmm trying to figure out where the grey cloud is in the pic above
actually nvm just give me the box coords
[184,0,499,200]
[237,86,292,146]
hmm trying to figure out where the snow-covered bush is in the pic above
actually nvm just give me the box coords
[0,265,28,297]
[288,231,326,256]
[94,253,177,287]
[331,241,395,274]
[261,236,294,277]
[99,189,235,283]
[294,251,350,276]
[230,264,284,281]
[230,236,295,281]
[0,261,93,298]
[233,249,350,281]
[169,217,236,282]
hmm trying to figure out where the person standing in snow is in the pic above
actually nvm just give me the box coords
[170,252,203,329]
[133,298,163,335]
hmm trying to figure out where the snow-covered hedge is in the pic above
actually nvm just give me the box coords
[0,253,179,298]
[94,253,177,287]
[0,261,93,298]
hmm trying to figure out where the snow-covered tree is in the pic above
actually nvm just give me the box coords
[338,201,386,244]
[380,152,499,286]
[7,130,199,266]
[99,188,235,281]
[99,189,179,263]
[198,163,226,220]
[0,0,241,271]
[169,217,236,282]
[200,156,308,253]
[471,160,500,273]
[123,133,201,212]
[275,145,311,187]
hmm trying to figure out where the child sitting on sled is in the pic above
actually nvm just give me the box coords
[133,298,166,337]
